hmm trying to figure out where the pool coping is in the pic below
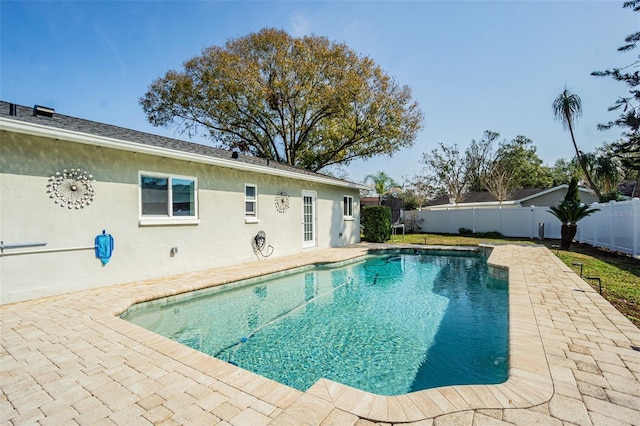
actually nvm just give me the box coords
[94,243,554,423]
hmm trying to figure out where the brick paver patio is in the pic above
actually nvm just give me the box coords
[2,244,639,425]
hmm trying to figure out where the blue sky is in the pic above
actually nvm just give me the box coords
[1,1,636,185]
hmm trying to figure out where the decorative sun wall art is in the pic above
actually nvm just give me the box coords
[47,168,97,209]
[274,190,290,213]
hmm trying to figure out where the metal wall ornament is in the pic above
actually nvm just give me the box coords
[274,190,290,213]
[47,168,97,209]
[252,230,274,257]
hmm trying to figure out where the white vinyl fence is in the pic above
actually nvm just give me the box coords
[409,198,640,257]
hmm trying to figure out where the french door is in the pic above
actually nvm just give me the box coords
[302,191,316,248]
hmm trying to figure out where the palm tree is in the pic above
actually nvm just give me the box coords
[552,87,602,198]
[364,171,398,205]
[549,201,600,250]
[594,145,622,195]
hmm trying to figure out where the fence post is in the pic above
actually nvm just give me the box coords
[609,200,615,251]
[592,202,599,248]
[634,199,639,258]
[530,206,535,239]
[576,210,582,242]
[472,207,476,233]
[446,208,450,234]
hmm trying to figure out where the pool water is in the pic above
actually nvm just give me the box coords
[121,251,509,396]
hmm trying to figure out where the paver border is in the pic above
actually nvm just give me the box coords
[93,244,554,423]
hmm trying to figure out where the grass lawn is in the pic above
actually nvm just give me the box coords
[386,233,640,327]
[388,233,537,246]
[551,244,640,327]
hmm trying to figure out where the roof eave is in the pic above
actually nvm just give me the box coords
[516,184,596,203]
[515,185,565,203]
[1,117,369,191]
[425,200,520,209]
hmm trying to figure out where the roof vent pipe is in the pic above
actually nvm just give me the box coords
[33,105,55,117]
[231,150,239,159]
[9,103,17,116]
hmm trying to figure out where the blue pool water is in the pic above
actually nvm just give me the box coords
[121,251,509,396]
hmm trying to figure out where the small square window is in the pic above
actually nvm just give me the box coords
[343,195,353,218]
[245,184,258,219]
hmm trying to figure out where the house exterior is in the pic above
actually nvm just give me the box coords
[421,185,599,210]
[0,101,367,304]
[618,180,639,199]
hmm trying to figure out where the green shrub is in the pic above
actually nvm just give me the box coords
[459,228,502,238]
[362,206,392,242]
[402,194,420,211]
[565,177,580,203]
[599,191,624,202]
[474,231,503,238]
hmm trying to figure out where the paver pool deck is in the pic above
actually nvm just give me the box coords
[2,244,639,425]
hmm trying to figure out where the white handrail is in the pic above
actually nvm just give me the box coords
[0,241,47,250]
[0,244,94,257]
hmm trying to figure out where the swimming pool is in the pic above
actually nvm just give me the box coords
[121,250,508,396]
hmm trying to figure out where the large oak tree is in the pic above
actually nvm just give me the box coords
[494,135,552,189]
[140,28,424,172]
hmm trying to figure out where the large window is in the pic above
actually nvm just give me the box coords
[343,195,354,218]
[140,173,198,224]
[245,184,258,222]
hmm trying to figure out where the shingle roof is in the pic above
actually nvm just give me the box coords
[618,180,638,198]
[424,187,573,206]
[0,101,365,189]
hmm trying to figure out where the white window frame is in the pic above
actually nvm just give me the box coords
[139,171,199,226]
[343,195,354,220]
[245,183,259,223]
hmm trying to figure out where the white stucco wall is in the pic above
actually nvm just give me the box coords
[0,132,361,303]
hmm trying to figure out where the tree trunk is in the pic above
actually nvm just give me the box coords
[560,223,578,250]
[567,120,602,198]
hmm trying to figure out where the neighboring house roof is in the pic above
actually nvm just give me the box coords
[361,197,381,204]
[423,194,450,207]
[618,180,638,198]
[0,101,368,190]
[423,184,595,208]
[361,196,403,208]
